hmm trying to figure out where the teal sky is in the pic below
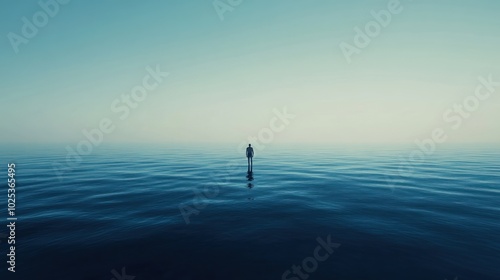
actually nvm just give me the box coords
[1,0,499,145]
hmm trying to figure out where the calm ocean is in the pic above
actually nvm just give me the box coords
[0,144,499,280]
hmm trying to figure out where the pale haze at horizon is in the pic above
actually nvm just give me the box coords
[1,0,499,145]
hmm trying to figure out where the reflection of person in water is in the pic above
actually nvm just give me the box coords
[246,171,254,181]
[246,144,254,172]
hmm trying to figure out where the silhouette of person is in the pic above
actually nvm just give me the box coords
[246,144,254,172]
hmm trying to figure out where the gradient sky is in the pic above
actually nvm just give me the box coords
[1,0,499,144]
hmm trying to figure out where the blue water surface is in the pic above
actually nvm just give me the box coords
[0,143,498,280]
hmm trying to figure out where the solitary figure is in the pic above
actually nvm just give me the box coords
[246,144,254,172]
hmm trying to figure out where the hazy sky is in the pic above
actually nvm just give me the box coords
[1,0,499,144]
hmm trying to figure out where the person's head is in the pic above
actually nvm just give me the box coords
[248,144,251,147]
